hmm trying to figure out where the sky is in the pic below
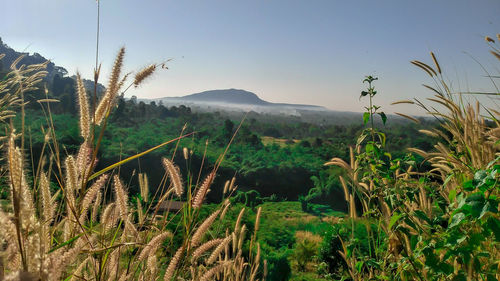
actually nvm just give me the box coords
[2,0,500,114]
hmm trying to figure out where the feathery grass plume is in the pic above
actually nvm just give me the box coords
[0,211,18,266]
[394,112,421,123]
[76,142,91,177]
[192,238,224,261]
[222,180,230,195]
[91,191,102,222]
[220,201,231,221]
[238,225,247,250]
[162,158,184,197]
[39,172,55,225]
[349,194,357,218]
[133,64,156,87]
[206,235,232,265]
[105,248,121,278]
[234,208,245,234]
[254,207,262,232]
[64,156,78,212]
[485,36,495,43]
[191,210,221,247]
[418,129,439,137]
[229,177,236,192]
[70,256,93,281]
[76,73,90,140]
[192,171,215,209]
[231,232,238,256]
[136,199,145,226]
[164,245,184,281]
[430,51,441,74]
[8,134,36,231]
[101,203,119,231]
[147,254,159,278]
[138,173,149,202]
[324,157,352,173]
[123,214,138,239]
[250,243,261,280]
[199,262,229,281]
[491,50,500,61]
[391,100,415,105]
[339,176,350,202]
[113,175,129,220]
[183,147,189,160]
[94,47,125,125]
[138,232,172,261]
[410,60,436,77]
[48,237,90,280]
[79,174,108,223]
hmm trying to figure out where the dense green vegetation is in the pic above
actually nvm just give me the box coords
[2,33,498,281]
[11,93,436,206]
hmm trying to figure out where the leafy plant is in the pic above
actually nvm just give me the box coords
[324,36,500,281]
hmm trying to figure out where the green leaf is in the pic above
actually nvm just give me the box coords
[448,188,457,202]
[366,143,374,153]
[363,112,370,125]
[378,112,387,125]
[48,233,83,254]
[355,261,364,272]
[378,132,386,146]
[389,212,403,229]
[463,180,475,191]
[480,201,492,219]
[449,213,465,228]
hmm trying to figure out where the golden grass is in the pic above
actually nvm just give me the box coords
[0,50,264,281]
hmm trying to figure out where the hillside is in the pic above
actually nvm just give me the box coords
[182,89,270,105]
[0,37,105,94]
[147,88,330,115]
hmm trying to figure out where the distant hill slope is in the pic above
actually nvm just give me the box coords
[0,37,67,82]
[0,37,105,93]
[182,89,270,105]
[152,88,327,111]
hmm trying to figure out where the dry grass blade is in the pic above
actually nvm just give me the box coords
[395,112,420,123]
[491,50,500,61]
[76,73,90,140]
[95,47,125,125]
[191,210,221,247]
[138,232,172,261]
[391,100,415,105]
[162,158,184,197]
[134,64,156,87]
[430,52,441,74]
[206,235,232,265]
[164,246,184,281]
[192,171,215,208]
[113,175,129,220]
[411,60,436,77]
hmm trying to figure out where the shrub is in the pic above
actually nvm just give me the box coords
[266,248,292,281]
[324,41,500,280]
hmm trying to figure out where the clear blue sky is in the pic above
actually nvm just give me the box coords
[3,0,500,114]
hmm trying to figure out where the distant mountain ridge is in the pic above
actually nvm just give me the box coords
[155,88,326,110]
[181,89,270,105]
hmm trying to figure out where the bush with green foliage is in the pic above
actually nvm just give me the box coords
[324,43,500,280]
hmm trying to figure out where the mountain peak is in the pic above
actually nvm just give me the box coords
[181,89,269,105]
